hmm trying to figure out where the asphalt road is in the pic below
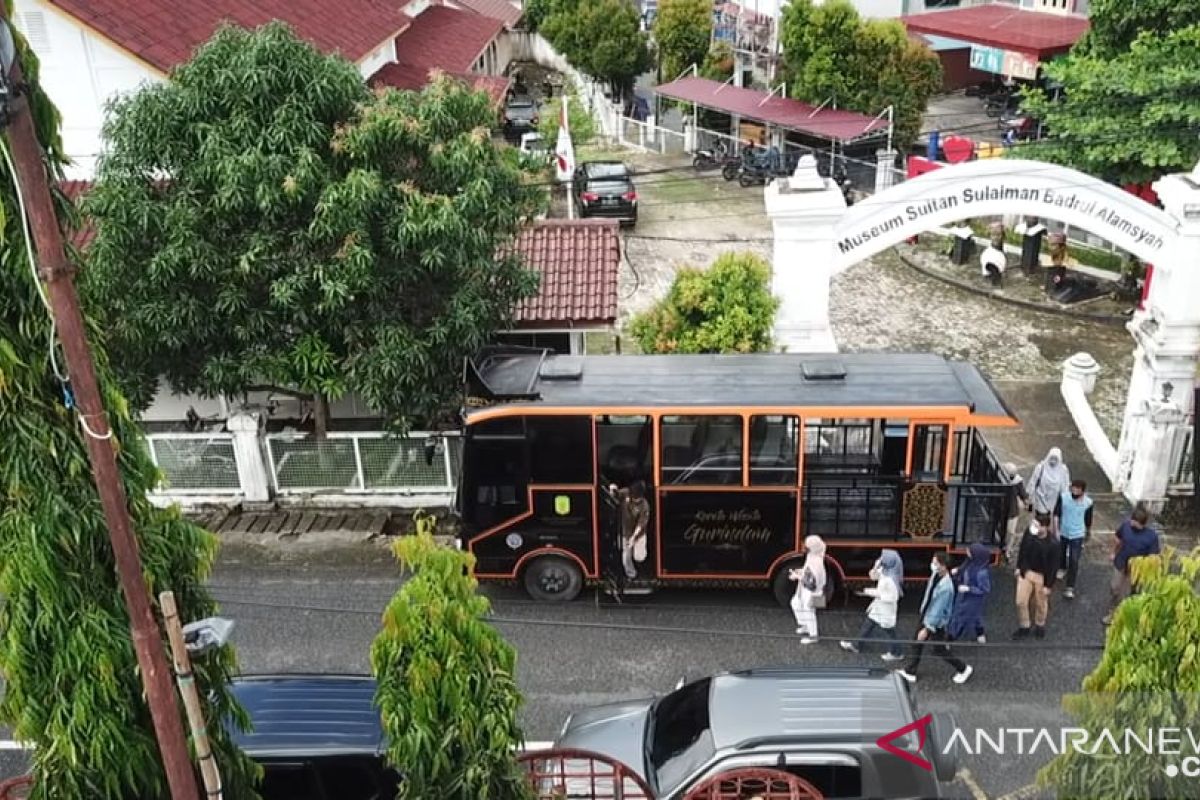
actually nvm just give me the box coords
[1,542,1116,798]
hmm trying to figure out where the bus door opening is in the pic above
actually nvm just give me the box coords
[596,415,655,581]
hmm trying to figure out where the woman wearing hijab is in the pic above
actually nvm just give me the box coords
[840,549,904,661]
[1026,448,1070,518]
[950,543,993,644]
[789,535,827,645]
[1002,462,1029,565]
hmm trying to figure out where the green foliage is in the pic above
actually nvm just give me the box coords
[523,0,554,30]
[1039,550,1200,799]
[655,0,712,82]
[628,251,779,353]
[1079,0,1200,58]
[537,92,597,151]
[372,515,530,800]
[0,6,258,798]
[1016,26,1200,185]
[778,0,941,149]
[542,0,654,93]
[83,23,545,430]
[699,41,735,83]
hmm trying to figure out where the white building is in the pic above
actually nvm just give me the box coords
[11,0,521,180]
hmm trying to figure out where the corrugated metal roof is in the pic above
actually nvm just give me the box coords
[229,676,385,757]
[901,4,1089,59]
[654,78,888,144]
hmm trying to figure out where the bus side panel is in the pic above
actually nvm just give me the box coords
[658,490,797,577]
[471,487,596,578]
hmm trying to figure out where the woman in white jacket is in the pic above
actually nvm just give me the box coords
[789,535,827,645]
[840,549,905,662]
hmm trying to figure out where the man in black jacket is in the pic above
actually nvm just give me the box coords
[1013,513,1061,640]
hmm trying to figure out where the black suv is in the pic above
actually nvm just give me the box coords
[573,161,638,227]
[503,94,538,141]
[230,675,398,800]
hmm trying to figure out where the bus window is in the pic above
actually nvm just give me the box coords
[527,415,593,484]
[462,417,528,529]
[597,415,652,487]
[803,418,880,474]
[661,415,743,486]
[750,415,798,486]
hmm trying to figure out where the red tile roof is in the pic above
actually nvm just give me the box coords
[369,63,511,107]
[393,6,505,75]
[451,0,524,29]
[655,77,888,143]
[513,220,621,328]
[901,4,1089,59]
[48,0,410,73]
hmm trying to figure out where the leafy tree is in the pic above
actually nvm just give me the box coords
[1039,549,1200,799]
[523,0,555,31]
[83,24,544,436]
[537,92,597,152]
[628,251,779,353]
[1078,0,1200,58]
[778,0,940,149]
[542,0,654,96]
[372,514,530,799]
[699,41,735,82]
[0,5,257,798]
[655,0,713,83]
[1017,26,1200,185]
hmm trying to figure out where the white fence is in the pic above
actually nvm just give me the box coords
[617,116,687,155]
[145,433,242,495]
[143,423,460,509]
[265,431,459,495]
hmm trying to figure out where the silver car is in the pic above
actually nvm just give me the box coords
[553,666,960,799]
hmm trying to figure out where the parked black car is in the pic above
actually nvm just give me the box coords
[503,94,538,140]
[230,675,398,800]
[573,161,638,227]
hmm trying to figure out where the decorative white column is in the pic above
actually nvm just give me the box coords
[227,411,272,503]
[764,155,845,353]
[1112,163,1200,501]
[1123,389,1186,511]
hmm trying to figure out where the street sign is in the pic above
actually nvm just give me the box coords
[970,44,1039,80]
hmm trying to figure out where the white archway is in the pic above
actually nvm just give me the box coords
[764,155,1200,506]
[831,158,1180,272]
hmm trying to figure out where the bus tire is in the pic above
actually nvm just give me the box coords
[771,558,843,610]
[522,555,583,602]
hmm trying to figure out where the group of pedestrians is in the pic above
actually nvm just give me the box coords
[786,445,1163,683]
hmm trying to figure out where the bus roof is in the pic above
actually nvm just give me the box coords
[464,350,1018,426]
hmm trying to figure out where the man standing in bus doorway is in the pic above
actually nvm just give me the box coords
[1013,515,1061,640]
[1053,479,1093,599]
[610,481,650,580]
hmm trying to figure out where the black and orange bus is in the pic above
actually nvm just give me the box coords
[454,347,1019,604]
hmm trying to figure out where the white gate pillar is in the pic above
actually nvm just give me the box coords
[1112,164,1200,503]
[227,411,272,503]
[764,155,845,353]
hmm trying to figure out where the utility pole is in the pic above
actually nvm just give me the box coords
[0,15,201,800]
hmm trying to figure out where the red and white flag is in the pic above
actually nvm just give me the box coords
[554,96,575,183]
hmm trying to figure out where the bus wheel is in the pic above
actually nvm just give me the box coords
[771,558,843,610]
[523,555,583,602]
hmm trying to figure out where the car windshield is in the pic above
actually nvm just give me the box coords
[508,98,534,110]
[587,163,628,180]
[646,678,715,793]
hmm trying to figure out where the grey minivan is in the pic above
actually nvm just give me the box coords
[554,667,959,799]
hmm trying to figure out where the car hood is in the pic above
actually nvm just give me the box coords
[555,698,654,781]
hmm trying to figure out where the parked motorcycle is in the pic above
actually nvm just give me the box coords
[723,148,759,181]
[692,140,731,171]
[985,92,1021,118]
[736,149,791,187]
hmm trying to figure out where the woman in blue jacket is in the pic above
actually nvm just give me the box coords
[949,543,993,644]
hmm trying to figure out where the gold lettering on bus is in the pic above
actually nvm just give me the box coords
[682,508,773,545]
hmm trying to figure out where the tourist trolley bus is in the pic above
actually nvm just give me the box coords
[455,347,1019,603]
